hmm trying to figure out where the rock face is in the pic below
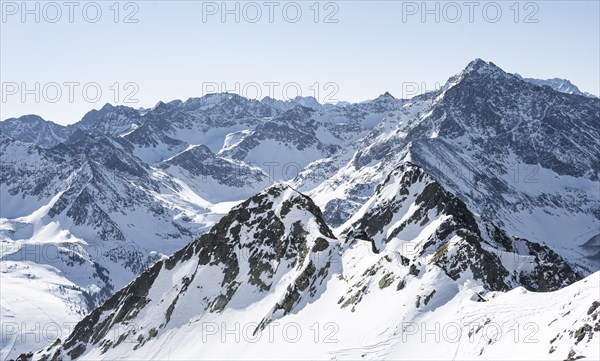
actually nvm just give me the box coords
[25,185,338,360]
[2,59,599,360]
[342,162,581,292]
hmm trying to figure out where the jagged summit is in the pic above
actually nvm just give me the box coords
[463,58,501,72]
[455,58,509,83]
[374,91,396,101]
[151,100,170,110]
[100,102,116,111]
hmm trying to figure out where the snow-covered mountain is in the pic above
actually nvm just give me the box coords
[20,182,599,361]
[76,103,143,137]
[515,73,597,98]
[297,59,600,273]
[0,115,71,148]
[1,59,599,360]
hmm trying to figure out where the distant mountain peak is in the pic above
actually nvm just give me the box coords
[2,114,60,126]
[462,58,505,77]
[100,102,115,111]
[14,114,46,122]
[376,91,395,100]
[152,100,168,109]
[0,114,68,147]
[515,73,597,98]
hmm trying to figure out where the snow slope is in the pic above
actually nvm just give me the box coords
[21,182,599,361]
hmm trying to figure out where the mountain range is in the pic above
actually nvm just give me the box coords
[1,59,598,361]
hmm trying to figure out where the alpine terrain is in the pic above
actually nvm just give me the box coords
[1,59,598,361]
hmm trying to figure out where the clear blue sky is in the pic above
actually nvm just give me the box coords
[1,0,599,125]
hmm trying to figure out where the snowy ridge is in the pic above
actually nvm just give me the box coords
[342,162,581,292]
[21,185,339,360]
[18,179,598,361]
[515,73,598,98]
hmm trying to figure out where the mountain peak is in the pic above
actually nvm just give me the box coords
[375,91,395,101]
[100,102,115,111]
[0,114,68,148]
[291,96,320,109]
[4,114,49,124]
[438,58,510,94]
[515,74,596,97]
[153,100,167,109]
[462,58,504,76]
